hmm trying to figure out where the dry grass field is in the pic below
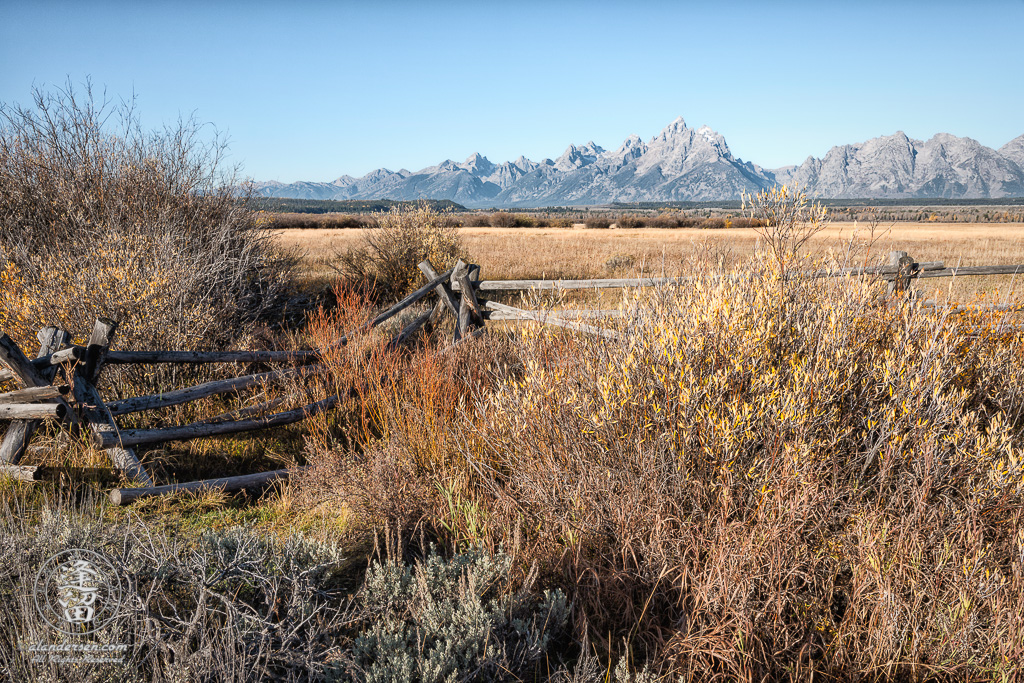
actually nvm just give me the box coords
[279,220,1024,304]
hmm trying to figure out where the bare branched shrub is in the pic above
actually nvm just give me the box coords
[264,212,377,230]
[489,211,516,228]
[462,213,492,227]
[0,494,350,681]
[616,214,646,229]
[0,82,293,357]
[744,184,827,272]
[334,203,464,304]
[604,252,637,273]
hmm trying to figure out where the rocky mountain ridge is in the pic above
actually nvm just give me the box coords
[255,118,1024,207]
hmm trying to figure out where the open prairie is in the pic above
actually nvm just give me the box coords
[279,220,1024,300]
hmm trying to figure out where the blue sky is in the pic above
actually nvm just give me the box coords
[2,1,1022,183]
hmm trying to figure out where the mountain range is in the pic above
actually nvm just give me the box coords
[254,117,1024,207]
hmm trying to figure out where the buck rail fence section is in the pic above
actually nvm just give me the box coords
[0,252,1020,504]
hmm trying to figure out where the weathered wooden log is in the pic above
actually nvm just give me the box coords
[541,309,624,319]
[367,266,455,331]
[83,317,116,382]
[465,275,726,291]
[484,301,622,340]
[70,320,152,485]
[0,403,67,420]
[452,261,482,316]
[74,376,153,484]
[105,363,321,417]
[0,335,67,389]
[452,261,484,339]
[484,309,625,321]
[92,395,339,449]
[418,261,460,319]
[459,261,948,293]
[463,276,687,291]
[0,333,80,465]
[387,307,435,351]
[0,369,12,383]
[0,464,120,483]
[110,467,299,506]
[0,384,69,403]
[0,464,41,482]
[35,328,72,383]
[813,261,943,279]
[884,251,914,297]
[29,345,84,369]
[910,265,1024,279]
[920,300,1024,312]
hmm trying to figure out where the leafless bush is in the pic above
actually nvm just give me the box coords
[729,216,765,229]
[616,214,646,229]
[264,213,377,230]
[744,184,827,271]
[0,81,294,359]
[462,213,492,227]
[0,491,351,682]
[646,213,691,229]
[333,203,464,304]
[604,253,637,273]
[489,211,516,228]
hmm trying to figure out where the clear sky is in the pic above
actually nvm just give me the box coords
[2,1,1022,183]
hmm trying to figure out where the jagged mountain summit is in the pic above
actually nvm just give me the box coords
[254,118,1024,207]
[774,131,1024,198]
[1000,134,1024,169]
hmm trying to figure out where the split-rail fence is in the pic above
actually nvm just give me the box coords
[0,251,1019,504]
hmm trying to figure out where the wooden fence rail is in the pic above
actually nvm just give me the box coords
[1,251,1020,504]
[0,265,460,503]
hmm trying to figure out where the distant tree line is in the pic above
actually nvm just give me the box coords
[255,198,466,214]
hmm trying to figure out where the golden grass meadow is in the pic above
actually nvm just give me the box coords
[1,87,1024,682]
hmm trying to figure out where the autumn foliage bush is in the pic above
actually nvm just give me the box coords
[299,190,1024,678]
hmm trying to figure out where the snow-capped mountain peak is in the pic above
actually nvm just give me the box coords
[253,116,1024,206]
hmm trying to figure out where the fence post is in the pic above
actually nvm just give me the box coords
[71,319,153,485]
[0,329,76,465]
[452,260,484,339]
[886,250,915,299]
